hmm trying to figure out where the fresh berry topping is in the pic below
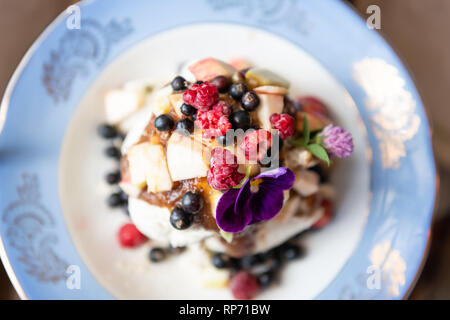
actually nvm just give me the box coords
[180,103,197,117]
[230,82,249,101]
[211,75,231,93]
[212,101,232,116]
[105,170,121,185]
[118,223,147,248]
[207,148,244,191]
[154,114,175,132]
[181,191,204,214]
[280,243,303,261]
[176,118,194,134]
[258,269,276,289]
[241,91,260,112]
[212,253,231,269]
[149,248,166,262]
[312,199,333,229]
[230,271,261,300]
[105,146,121,159]
[98,124,118,139]
[195,104,232,139]
[170,207,194,230]
[297,96,328,117]
[171,76,187,91]
[107,192,127,208]
[183,82,219,111]
[240,130,272,161]
[229,110,251,130]
[270,113,295,139]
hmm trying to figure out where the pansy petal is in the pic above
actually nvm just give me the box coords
[255,167,295,190]
[216,188,252,233]
[249,185,285,223]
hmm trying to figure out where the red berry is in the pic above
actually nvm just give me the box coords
[312,200,333,229]
[183,82,219,111]
[297,96,328,117]
[240,129,272,161]
[118,223,147,248]
[230,271,261,300]
[195,104,232,139]
[270,113,295,139]
[207,148,244,191]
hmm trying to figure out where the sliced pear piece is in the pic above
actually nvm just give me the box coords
[245,68,290,89]
[152,85,173,115]
[167,132,210,181]
[189,57,236,81]
[127,142,173,193]
[254,85,289,95]
[255,93,284,130]
[293,170,320,197]
[104,89,144,124]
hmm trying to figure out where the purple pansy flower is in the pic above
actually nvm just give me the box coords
[320,125,354,158]
[216,167,295,233]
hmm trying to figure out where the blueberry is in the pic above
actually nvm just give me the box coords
[217,134,234,146]
[180,103,197,117]
[241,91,260,111]
[107,192,125,208]
[281,243,303,261]
[229,110,251,130]
[176,119,194,135]
[98,124,118,139]
[171,76,187,91]
[211,75,231,93]
[258,269,276,289]
[212,253,231,269]
[310,165,327,183]
[154,114,174,132]
[229,82,248,100]
[170,207,194,230]
[149,248,166,262]
[105,171,121,185]
[192,113,197,121]
[195,81,204,85]
[105,146,121,160]
[181,191,204,214]
[240,255,259,270]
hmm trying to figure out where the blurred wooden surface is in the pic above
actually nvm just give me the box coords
[0,0,449,300]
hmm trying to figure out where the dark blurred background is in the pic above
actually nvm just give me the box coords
[1,0,449,299]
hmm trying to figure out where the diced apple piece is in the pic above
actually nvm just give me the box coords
[254,85,289,95]
[104,89,144,124]
[127,142,173,193]
[189,58,236,82]
[296,112,331,132]
[230,58,252,71]
[152,85,173,115]
[245,68,290,89]
[167,132,210,181]
[256,93,284,130]
[297,96,329,117]
[169,93,184,117]
[275,195,302,223]
[293,170,320,197]
[286,148,318,169]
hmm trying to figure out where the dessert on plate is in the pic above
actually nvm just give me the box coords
[97,58,354,299]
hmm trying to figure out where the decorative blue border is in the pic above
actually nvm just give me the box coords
[0,0,436,299]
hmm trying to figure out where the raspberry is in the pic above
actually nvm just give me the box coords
[195,103,232,139]
[207,148,244,191]
[118,223,147,248]
[240,130,272,161]
[230,271,261,300]
[183,82,219,111]
[312,200,333,229]
[270,113,295,139]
